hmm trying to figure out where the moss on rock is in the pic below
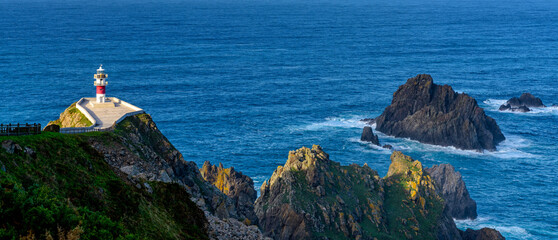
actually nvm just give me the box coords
[47,102,93,128]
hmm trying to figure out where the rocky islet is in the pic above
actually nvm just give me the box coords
[498,93,546,112]
[374,74,505,152]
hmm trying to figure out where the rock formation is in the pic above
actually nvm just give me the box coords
[87,114,246,220]
[254,146,473,240]
[425,164,477,220]
[46,102,92,128]
[205,211,272,240]
[385,151,462,240]
[361,126,380,146]
[375,74,505,151]
[460,228,505,240]
[499,93,545,112]
[200,161,258,225]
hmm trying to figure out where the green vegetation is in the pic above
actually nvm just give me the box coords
[0,131,208,240]
[383,169,445,239]
[48,103,93,128]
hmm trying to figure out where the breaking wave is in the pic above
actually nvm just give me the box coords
[455,217,534,239]
[292,115,370,131]
[483,99,558,115]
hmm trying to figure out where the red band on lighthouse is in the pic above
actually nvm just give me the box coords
[96,86,106,94]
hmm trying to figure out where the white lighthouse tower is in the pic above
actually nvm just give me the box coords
[93,65,108,103]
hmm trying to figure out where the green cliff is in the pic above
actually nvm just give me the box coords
[0,131,208,240]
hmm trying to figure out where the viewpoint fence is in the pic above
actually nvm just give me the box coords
[0,123,41,136]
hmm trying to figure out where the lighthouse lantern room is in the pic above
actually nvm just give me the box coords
[93,65,108,103]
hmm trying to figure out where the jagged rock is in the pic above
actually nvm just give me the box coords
[375,74,505,151]
[426,164,477,220]
[382,144,393,150]
[85,114,242,221]
[386,151,462,240]
[255,145,384,240]
[200,161,258,225]
[255,146,472,240]
[361,126,380,146]
[498,104,529,112]
[460,228,505,240]
[1,140,22,154]
[499,93,545,112]
[205,211,272,240]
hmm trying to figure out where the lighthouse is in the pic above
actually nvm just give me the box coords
[93,65,108,103]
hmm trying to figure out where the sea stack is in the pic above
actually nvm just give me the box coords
[426,164,478,220]
[375,74,505,152]
[361,126,380,146]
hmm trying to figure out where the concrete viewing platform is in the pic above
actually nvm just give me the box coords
[76,97,144,130]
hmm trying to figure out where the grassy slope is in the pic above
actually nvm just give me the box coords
[0,131,208,240]
[48,103,93,128]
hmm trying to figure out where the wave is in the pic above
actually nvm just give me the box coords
[296,115,534,159]
[348,137,392,154]
[292,116,369,131]
[374,132,535,159]
[455,217,534,239]
[483,99,558,115]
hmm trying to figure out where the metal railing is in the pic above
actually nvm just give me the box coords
[0,123,41,136]
[60,126,114,134]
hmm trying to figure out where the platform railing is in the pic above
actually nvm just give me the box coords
[0,123,41,136]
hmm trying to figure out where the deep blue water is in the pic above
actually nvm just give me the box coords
[1,0,558,239]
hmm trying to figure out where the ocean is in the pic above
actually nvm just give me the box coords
[1,0,557,239]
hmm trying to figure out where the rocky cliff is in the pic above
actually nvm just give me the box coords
[0,133,209,239]
[375,74,505,151]
[425,164,477,220]
[254,146,466,240]
[200,161,258,225]
[88,114,242,220]
[47,102,92,128]
[3,103,268,239]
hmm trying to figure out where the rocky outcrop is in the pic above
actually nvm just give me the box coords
[200,161,258,225]
[499,93,545,112]
[361,126,380,146]
[255,146,468,240]
[86,114,244,221]
[460,228,505,240]
[46,102,92,128]
[426,164,477,220]
[385,151,462,240]
[255,145,385,240]
[375,74,505,151]
[205,211,272,240]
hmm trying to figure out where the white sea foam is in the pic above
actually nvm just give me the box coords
[298,115,534,159]
[294,116,369,131]
[349,137,392,154]
[455,216,534,239]
[374,132,535,159]
[483,99,558,115]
